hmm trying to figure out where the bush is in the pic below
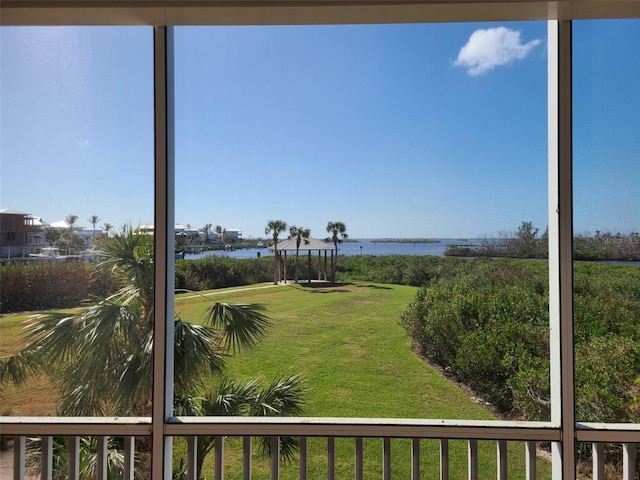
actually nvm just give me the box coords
[175,256,273,291]
[400,258,640,429]
[0,261,117,313]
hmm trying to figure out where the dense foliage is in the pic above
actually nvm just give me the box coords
[445,221,639,261]
[400,258,640,426]
[174,256,273,290]
[0,261,116,313]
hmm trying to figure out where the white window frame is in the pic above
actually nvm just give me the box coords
[2,3,640,479]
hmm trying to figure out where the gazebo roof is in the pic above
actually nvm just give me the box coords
[270,237,336,252]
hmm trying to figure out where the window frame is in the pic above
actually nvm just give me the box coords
[2,3,640,479]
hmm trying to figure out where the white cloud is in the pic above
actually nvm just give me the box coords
[454,27,542,76]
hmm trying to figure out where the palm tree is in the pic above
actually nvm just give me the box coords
[65,213,79,233]
[326,221,348,283]
[202,223,212,243]
[265,220,287,285]
[0,227,271,414]
[88,215,100,243]
[1,226,306,476]
[288,225,310,283]
[101,222,113,238]
[61,214,80,255]
[180,374,306,479]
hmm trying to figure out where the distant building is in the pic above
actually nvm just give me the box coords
[138,224,210,245]
[222,228,243,243]
[27,217,49,253]
[49,219,101,247]
[0,209,47,258]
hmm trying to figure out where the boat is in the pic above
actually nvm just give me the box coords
[29,247,78,262]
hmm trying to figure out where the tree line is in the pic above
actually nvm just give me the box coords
[444,221,639,261]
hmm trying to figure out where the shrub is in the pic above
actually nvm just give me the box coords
[0,261,117,313]
[401,258,640,428]
[175,256,273,291]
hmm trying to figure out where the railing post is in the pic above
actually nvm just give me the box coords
[13,435,25,480]
[497,440,507,480]
[412,438,420,480]
[97,436,108,480]
[68,436,80,480]
[327,436,335,480]
[440,439,449,480]
[215,436,224,480]
[525,441,537,480]
[124,436,135,480]
[592,442,604,480]
[623,443,637,480]
[187,436,198,480]
[468,439,478,480]
[383,438,391,480]
[299,436,307,480]
[270,436,280,480]
[243,436,252,480]
[355,437,363,480]
[41,436,53,480]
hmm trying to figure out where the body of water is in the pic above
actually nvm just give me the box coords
[184,239,480,260]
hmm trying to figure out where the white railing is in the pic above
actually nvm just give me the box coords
[2,417,638,479]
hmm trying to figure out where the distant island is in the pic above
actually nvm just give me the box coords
[370,238,441,244]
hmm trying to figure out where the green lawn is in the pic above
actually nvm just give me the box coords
[175,282,552,479]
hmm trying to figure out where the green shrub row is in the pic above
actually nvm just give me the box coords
[400,258,640,426]
[0,261,117,313]
[174,256,274,291]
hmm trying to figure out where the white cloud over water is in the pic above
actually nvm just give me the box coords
[454,27,542,76]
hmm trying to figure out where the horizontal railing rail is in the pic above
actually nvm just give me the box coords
[2,417,638,480]
[168,416,561,441]
[0,416,151,436]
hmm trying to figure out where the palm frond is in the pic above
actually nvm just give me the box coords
[250,374,307,417]
[201,303,270,352]
[0,352,37,386]
[256,435,300,464]
[250,375,308,462]
[201,377,259,416]
[174,319,226,396]
[57,382,111,416]
[21,313,85,368]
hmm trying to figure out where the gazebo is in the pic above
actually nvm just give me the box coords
[269,237,337,284]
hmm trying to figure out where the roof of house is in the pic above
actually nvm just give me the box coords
[50,220,86,229]
[270,237,336,252]
[0,208,30,215]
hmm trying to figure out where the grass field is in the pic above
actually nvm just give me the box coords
[1,281,552,478]
[173,281,552,479]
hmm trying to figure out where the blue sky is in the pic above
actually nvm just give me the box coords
[1,21,638,239]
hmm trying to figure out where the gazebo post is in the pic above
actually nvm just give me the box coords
[308,251,312,284]
[324,251,327,281]
[283,251,287,284]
